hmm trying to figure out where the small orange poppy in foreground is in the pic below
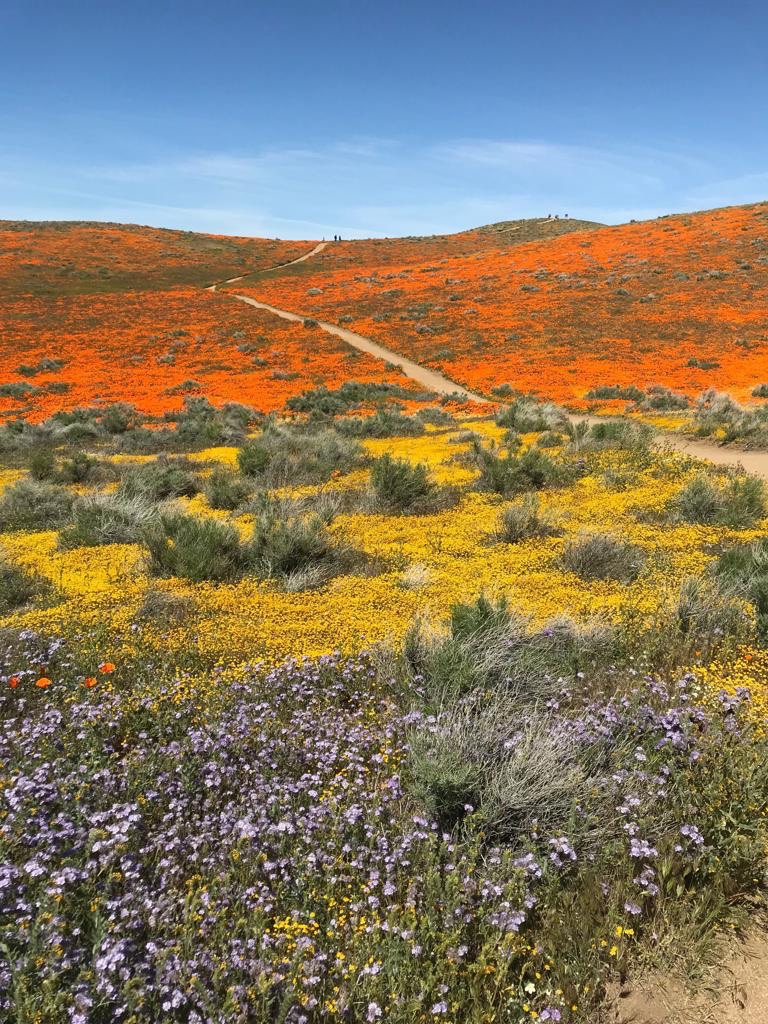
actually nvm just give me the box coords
[35,677,52,689]
[84,677,98,688]
[8,676,19,688]
[99,662,116,674]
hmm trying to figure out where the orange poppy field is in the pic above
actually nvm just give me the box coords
[0,221,311,297]
[0,287,431,421]
[240,202,768,407]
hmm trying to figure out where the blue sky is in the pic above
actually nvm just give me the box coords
[2,1,767,238]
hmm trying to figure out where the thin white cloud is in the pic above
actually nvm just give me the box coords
[2,135,763,238]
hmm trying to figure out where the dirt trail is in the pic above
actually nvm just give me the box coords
[227,294,487,404]
[206,246,768,1020]
[210,248,768,478]
[206,241,329,290]
[609,929,768,1024]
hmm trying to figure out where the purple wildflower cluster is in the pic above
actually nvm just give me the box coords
[1,646,764,1023]
[0,653,533,1022]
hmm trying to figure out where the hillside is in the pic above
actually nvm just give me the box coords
[4,205,768,1024]
[261,215,604,278]
[0,215,605,421]
[0,220,311,296]
[243,202,768,406]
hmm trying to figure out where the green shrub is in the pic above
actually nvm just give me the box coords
[672,475,722,524]
[415,406,455,426]
[204,467,254,510]
[120,456,201,501]
[0,382,37,399]
[337,409,425,438]
[637,385,689,411]
[494,494,560,543]
[143,512,245,582]
[722,475,766,528]
[0,558,52,614]
[238,427,364,486]
[58,451,97,484]
[409,702,596,837]
[404,597,612,706]
[536,430,564,448]
[495,398,565,433]
[583,420,652,451]
[59,493,158,549]
[285,381,419,417]
[0,479,74,532]
[247,497,334,577]
[15,357,65,377]
[670,473,765,529]
[28,447,57,481]
[647,575,752,664]
[370,454,435,513]
[101,402,138,434]
[584,384,644,402]
[562,532,645,582]
[713,540,768,638]
[474,444,565,496]
[237,441,272,476]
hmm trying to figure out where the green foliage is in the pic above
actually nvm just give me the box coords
[562,532,645,582]
[494,494,560,543]
[143,512,245,582]
[495,398,565,433]
[0,478,74,532]
[239,426,364,485]
[28,447,57,481]
[285,380,422,416]
[58,451,98,484]
[101,402,138,434]
[237,440,271,476]
[404,596,612,707]
[59,493,158,549]
[671,473,766,528]
[120,456,201,501]
[337,409,425,438]
[0,558,52,613]
[474,443,566,496]
[583,419,653,451]
[585,384,644,401]
[247,497,333,577]
[203,467,254,510]
[370,454,435,512]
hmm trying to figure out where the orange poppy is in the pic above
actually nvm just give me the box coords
[8,676,19,688]
[83,676,98,688]
[35,677,52,688]
[99,662,116,674]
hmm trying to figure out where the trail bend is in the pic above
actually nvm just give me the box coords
[207,243,768,479]
[206,241,329,291]
[226,294,487,405]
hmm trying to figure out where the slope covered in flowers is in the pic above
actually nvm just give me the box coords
[0,289,426,421]
[2,403,768,1021]
[244,203,768,406]
[299,216,602,273]
[0,221,310,297]
[1,420,762,671]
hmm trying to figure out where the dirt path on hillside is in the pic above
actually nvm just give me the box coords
[226,293,488,404]
[212,262,768,478]
[206,241,329,290]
